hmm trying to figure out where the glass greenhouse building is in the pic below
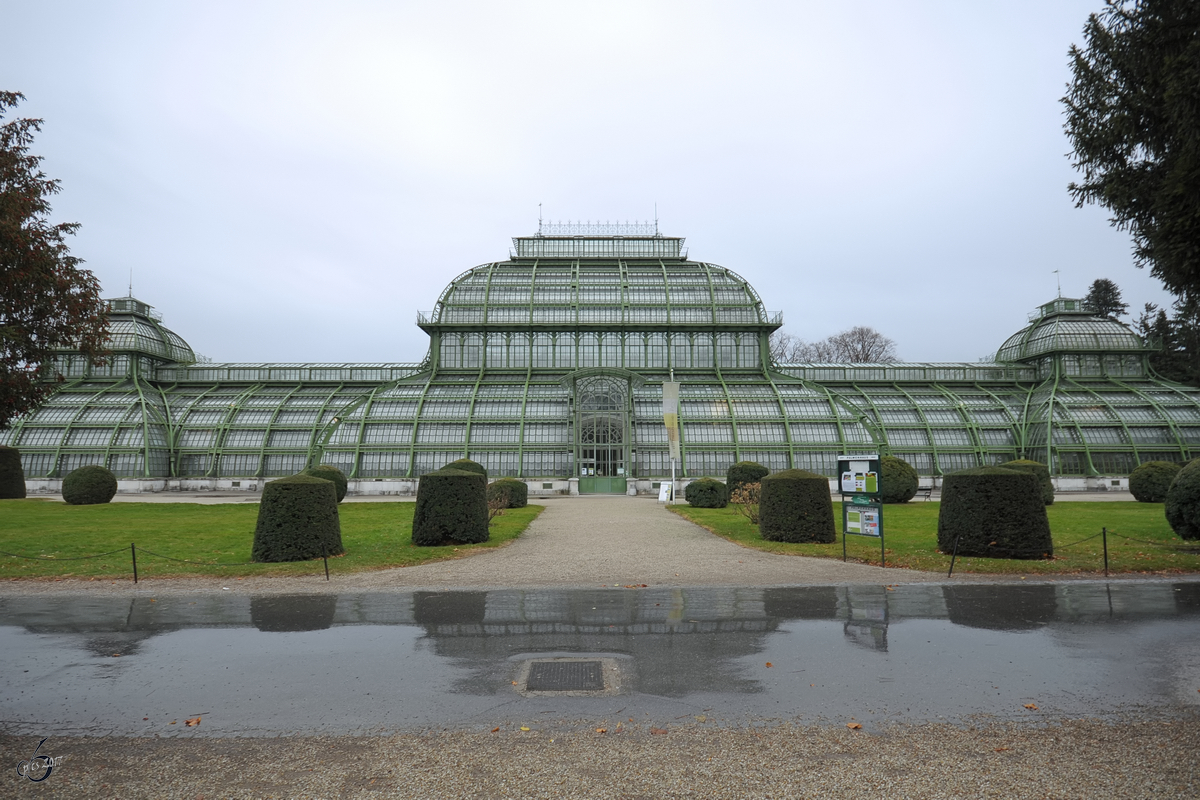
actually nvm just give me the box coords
[10,223,1200,495]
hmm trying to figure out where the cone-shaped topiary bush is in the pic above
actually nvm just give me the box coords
[998,459,1055,505]
[447,458,488,480]
[1129,460,1181,503]
[413,467,488,546]
[685,477,728,508]
[486,477,528,509]
[1165,460,1200,540]
[302,464,348,502]
[62,464,117,505]
[0,445,26,499]
[252,473,344,562]
[727,461,769,498]
[759,469,836,543]
[880,455,918,503]
[937,466,1053,558]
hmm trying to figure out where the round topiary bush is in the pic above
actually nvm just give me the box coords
[302,464,348,502]
[447,458,488,480]
[486,477,528,509]
[1165,460,1200,540]
[759,469,836,543]
[937,466,1053,558]
[413,467,488,546]
[0,445,26,499]
[880,455,918,504]
[685,477,727,508]
[61,464,117,505]
[252,473,344,562]
[727,461,769,498]
[998,459,1055,505]
[1129,460,1181,503]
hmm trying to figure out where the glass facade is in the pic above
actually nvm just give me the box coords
[9,228,1200,486]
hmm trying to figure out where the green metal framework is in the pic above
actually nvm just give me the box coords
[10,228,1200,483]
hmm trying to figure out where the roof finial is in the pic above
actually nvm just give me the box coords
[538,202,542,235]
[654,202,659,235]
[128,268,134,298]
[1053,269,1061,297]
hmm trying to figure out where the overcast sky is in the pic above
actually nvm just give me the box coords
[3,0,1175,365]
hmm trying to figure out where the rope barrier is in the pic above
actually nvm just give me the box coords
[0,548,129,561]
[1107,531,1200,551]
[133,548,259,567]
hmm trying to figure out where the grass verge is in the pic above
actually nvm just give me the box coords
[0,499,543,580]
[671,501,1200,574]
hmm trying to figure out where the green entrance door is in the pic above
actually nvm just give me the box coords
[577,376,628,494]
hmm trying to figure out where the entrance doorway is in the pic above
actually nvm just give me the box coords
[576,376,628,494]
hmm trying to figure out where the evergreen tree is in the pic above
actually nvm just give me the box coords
[1083,278,1128,319]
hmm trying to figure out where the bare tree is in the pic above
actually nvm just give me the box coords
[770,326,898,363]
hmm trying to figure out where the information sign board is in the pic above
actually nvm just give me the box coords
[838,454,881,496]
[843,500,882,537]
[657,482,672,502]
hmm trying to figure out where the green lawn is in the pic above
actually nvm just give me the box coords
[0,499,542,580]
[672,501,1200,575]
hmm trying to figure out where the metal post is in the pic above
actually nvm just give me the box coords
[671,457,676,505]
[1102,527,1108,577]
[322,541,330,581]
[947,535,960,578]
[131,543,138,584]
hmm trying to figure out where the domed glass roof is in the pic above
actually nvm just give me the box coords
[104,296,195,363]
[995,298,1144,363]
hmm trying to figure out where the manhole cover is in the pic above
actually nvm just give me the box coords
[526,660,605,692]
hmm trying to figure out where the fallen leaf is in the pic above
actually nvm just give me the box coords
[1024,703,1038,710]
[650,727,668,735]
[112,653,121,657]
[169,720,177,725]
[765,662,773,668]
[185,716,201,727]
[520,726,530,731]
[595,728,607,734]
[491,727,499,733]
[995,747,1010,752]
[511,681,518,685]
[142,717,148,721]
[695,715,707,722]
[629,718,634,722]
[847,723,862,730]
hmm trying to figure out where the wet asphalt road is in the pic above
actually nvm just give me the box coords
[2,581,1198,738]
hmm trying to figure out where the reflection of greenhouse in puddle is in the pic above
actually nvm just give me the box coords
[11,223,1200,495]
[6,584,1197,698]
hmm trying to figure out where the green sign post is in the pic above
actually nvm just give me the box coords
[838,454,886,567]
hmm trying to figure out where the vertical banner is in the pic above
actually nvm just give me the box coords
[662,381,681,461]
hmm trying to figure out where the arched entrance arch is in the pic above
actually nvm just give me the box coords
[575,375,629,493]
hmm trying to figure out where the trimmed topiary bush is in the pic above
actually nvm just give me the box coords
[937,466,1053,558]
[486,477,528,509]
[252,473,344,562]
[880,455,918,504]
[727,461,769,498]
[1165,459,1200,540]
[1129,460,1181,503]
[447,458,488,480]
[759,469,836,543]
[998,459,1055,505]
[413,467,488,546]
[0,445,26,499]
[685,477,728,508]
[62,465,117,505]
[303,464,348,502]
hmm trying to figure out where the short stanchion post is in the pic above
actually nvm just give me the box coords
[842,530,847,563]
[947,535,960,578]
[322,542,330,581]
[1102,527,1109,578]
[131,543,138,584]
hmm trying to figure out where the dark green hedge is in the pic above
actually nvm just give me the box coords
[759,469,835,543]
[727,461,769,498]
[685,477,728,508]
[0,445,26,499]
[998,459,1055,505]
[1165,460,1200,540]
[937,466,1053,559]
[62,465,117,505]
[413,467,488,546]
[487,478,528,509]
[447,458,488,479]
[303,465,348,502]
[252,473,344,562]
[1129,460,1181,503]
[880,455,918,503]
